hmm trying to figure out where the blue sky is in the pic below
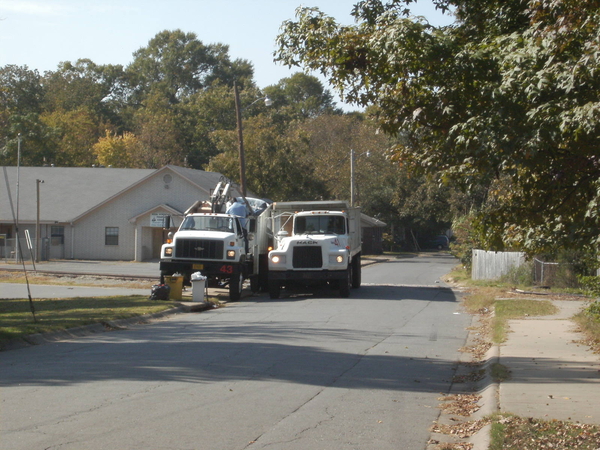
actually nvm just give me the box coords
[0,0,454,109]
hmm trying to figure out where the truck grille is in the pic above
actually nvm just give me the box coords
[175,239,224,260]
[293,246,323,268]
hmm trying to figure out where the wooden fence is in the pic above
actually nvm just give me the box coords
[471,249,526,280]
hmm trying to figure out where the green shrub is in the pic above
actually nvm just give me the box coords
[451,214,479,270]
[500,261,534,287]
[585,300,600,320]
[550,264,580,289]
[579,275,600,297]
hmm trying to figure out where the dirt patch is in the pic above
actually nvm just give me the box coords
[0,270,152,290]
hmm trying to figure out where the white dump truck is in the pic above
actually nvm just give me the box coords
[267,201,362,299]
[159,179,272,301]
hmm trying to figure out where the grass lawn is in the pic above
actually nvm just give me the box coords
[492,298,558,343]
[0,296,177,347]
[489,413,600,450]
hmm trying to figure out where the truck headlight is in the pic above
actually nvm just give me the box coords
[227,250,236,259]
[271,255,286,264]
[164,247,173,257]
[329,254,345,264]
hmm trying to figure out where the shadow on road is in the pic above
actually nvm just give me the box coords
[262,285,459,303]
[0,320,462,393]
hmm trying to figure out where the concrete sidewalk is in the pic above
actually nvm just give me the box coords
[464,297,600,450]
[498,299,600,424]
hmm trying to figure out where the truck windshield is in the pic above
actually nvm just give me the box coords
[294,215,346,235]
[180,216,234,232]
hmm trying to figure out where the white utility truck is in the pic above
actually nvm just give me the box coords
[159,179,272,301]
[267,201,362,299]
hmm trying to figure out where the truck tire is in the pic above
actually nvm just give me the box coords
[269,281,281,299]
[229,272,243,301]
[351,253,361,289]
[339,267,351,298]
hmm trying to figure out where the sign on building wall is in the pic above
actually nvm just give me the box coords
[150,213,169,228]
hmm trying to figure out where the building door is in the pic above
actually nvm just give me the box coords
[151,228,165,260]
[49,225,65,259]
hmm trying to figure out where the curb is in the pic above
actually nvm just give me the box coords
[469,344,500,450]
[427,308,499,450]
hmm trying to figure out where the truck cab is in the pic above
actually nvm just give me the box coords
[267,203,361,299]
[160,212,250,300]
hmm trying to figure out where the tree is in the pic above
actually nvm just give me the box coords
[263,72,341,122]
[0,65,44,116]
[93,131,141,168]
[178,83,269,168]
[131,92,186,168]
[0,65,49,165]
[126,29,254,105]
[275,0,600,255]
[207,113,330,201]
[43,59,126,122]
[40,107,107,167]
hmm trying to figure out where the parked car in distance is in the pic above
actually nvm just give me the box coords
[425,235,450,250]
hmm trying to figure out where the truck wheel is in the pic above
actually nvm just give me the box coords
[269,281,281,299]
[229,272,243,301]
[351,254,361,289]
[339,267,351,298]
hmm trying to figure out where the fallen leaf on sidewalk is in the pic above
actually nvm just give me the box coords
[437,394,482,416]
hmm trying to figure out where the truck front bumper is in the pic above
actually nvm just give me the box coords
[269,269,347,282]
[160,260,242,277]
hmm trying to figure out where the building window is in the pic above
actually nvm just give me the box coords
[51,226,64,245]
[105,227,119,246]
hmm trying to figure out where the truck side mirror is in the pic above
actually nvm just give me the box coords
[163,215,171,230]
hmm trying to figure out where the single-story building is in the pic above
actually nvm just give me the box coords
[0,165,387,262]
[0,165,242,262]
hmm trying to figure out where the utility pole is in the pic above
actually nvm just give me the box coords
[234,82,247,198]
[350,149,355,207]
[36,179,44,262]
[15,133,21,262]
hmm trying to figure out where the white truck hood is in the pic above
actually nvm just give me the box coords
[279,233,349,250]
[175,230,237,240]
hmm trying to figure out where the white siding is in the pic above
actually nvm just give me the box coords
[71,170,211,261]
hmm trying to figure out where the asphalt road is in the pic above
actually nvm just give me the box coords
[0,254,471,450]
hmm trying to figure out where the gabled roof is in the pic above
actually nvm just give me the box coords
[167,165,228,194]
[0,166,155,223]
[0,166,241,224]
